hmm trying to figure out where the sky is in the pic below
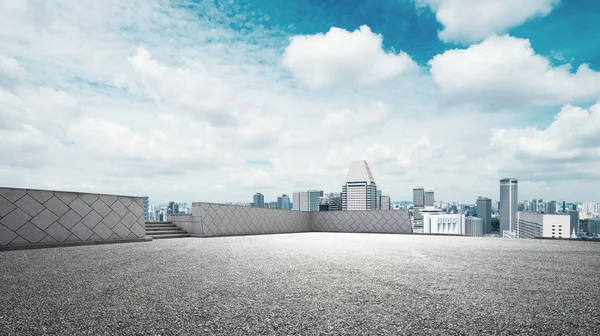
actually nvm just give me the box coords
[1,0,600,204]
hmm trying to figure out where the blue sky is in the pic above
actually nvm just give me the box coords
[1,0,600,204]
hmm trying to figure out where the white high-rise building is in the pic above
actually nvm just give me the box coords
[500,178,518,237]
[342,160,377,211]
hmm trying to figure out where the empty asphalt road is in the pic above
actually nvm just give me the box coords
[1,233,599,335]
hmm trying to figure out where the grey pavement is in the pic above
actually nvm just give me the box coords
[1,233,599,335]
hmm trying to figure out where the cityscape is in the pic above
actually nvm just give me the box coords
[147,159,600,240]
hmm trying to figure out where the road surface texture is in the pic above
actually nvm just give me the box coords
[1,233,599,335]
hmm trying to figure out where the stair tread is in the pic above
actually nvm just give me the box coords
[149,233,191,239]
[145,230,185,234]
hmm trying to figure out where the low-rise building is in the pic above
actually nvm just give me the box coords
[423,213,465,235]
[589,217,600,237]
[516,212,571,239]
[465,217,483,237]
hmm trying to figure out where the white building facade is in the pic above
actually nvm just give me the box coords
[342,160,377,211]
[516,212,572,239]
[423,213,466,235]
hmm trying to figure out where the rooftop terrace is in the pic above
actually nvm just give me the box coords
[1,233,599,335]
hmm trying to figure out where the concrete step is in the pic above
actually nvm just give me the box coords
[145,226,178,231]
[145,221,172,225]
[145,223,175,227]
[146,230,185,235]
[149,233,191,239]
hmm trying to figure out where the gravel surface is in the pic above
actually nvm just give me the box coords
[1,233,599,335]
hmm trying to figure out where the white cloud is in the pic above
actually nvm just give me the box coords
[0,0,598,204]
[429,35,600,108]
[491,102,600,162]
[0,55,22,80]
[321,102,390,136]
[416,0,559,43]
[282,25,417,88]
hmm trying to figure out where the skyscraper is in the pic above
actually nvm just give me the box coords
[424,191,434,207]
[142,196,149,221]
[293,190,323,212]
[277,194,290,210]
[476,196,492,234]
[500,178,518,235]
[341,160,377,211]
[413,187,425,221]
[253,193,264,208]
[548,201,557,214]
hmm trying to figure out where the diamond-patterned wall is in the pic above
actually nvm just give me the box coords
[311,210,412,234]
[194,203,311,237]
[191,203,412,237]
[0,187,146,247]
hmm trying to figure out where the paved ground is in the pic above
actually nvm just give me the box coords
[1,233,599,335]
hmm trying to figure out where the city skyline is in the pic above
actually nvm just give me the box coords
[2,1,600,204]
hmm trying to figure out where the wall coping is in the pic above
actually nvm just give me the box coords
[0,186,144,198]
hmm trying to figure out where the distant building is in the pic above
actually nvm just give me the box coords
[588,217,600,237]
[413,187,425,221]
[341,160,377,211]
[293,190,323,212]
[168,201,175,214]
[476,196,492,234]
[466,217,484,237]
[380,196,391,210]
[569,210,579,234]
[142,196,149,221]
[328,192,342,211]
[548,201,557,214]
[423,213,465,235]
[318,196,330,212]
[277,194,290,210]
[424,191,434,207]
[516,212,571,239]
[500,178,518,237]
[268,201,277,209]
[253,193,264,208]
[376,190,382,210]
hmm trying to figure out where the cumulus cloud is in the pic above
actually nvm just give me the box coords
[416,0,559,43]
[282,25,417,88]
[491,102,600,162]
[429,35,600,108]
[321,102,390,136]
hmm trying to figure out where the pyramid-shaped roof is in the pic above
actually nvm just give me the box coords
[345,160,376,184]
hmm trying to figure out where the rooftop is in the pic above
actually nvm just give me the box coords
[1,233,598,334]
[345,160,376,184]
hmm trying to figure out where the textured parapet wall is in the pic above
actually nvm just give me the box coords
[189,203,311,237]
[311,210,412,234]
[0,187,146,247]
[187,203,412,237]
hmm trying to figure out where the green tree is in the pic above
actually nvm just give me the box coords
[491,217,500,231]
[580,219,589,233]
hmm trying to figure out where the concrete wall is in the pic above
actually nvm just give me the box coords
[0,187,147,248]
[189,202,311,237]
[311,210,412,234]
[182,203,412,237]
[168,213,193,233]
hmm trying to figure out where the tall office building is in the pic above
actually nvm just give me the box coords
[293,190,323,212]
[142,196,149,221]
[476,196,492,234]
[381,196,391,210]
[376,190,382,210]
[500,178,518,236]
[341,160,377,211]
[277,194,290,210]
[253,193,264,208]
[328,192,342,211]
[569,210,579,234]
[424,191,434,207]
[413,187,425,220]
[589,217,600,236]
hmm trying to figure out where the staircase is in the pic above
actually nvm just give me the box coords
[145,221,190,239]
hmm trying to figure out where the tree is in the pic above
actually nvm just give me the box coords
[491,217,500,231]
